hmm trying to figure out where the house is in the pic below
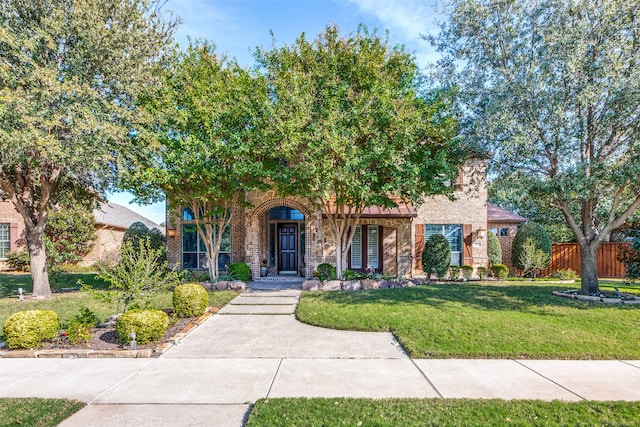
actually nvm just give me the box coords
[166,160,490,279]
[487,203,527,269]
[0,201,163,270]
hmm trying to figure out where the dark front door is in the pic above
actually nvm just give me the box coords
[278,223,297,272]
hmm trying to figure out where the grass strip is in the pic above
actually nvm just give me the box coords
[295,283,640,359]
[0,398,84,427]
[246,398,640,427]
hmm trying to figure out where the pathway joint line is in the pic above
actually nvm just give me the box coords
[409,359,443,398]
[87,358,157,405]
[0,359,66,392]
[265,358,283,398]
[620,360,640,370]
[513,359,587,401]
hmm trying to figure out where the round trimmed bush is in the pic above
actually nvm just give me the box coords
[477,266,488,280]
[173,283,209,318]
[227,262,251,282]
[3,310,59,349]
[491,263,509,279]
[422,234,451,279]
[461,265,474,280]
[487,230,502,265]
[512,222,552,271]
[115,309,169,344]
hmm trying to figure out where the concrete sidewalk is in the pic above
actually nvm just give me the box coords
[1,285,639,426]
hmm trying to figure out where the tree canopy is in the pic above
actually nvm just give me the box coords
[432,0,640,293]
[257,24,462,278]
[0,0,177,296]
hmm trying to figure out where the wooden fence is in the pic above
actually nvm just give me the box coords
[541,242,629,278]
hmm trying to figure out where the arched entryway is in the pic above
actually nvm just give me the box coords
[246,197,321,279]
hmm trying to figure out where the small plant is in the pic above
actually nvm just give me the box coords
[82,238,181,313]
[554,268,577,281]
[316,263,337,281]
[6,250,30,272]
[512,222,551,272]
[173,283,209,318]
[461,265,474,280]
[449,265,461,280]
[477,266,488,280]
[342,269,358,280]
[491,264,509,279]
[3,310,60,349]
[518,237,550,278]
[115,309,169,345]
[227,263,251,281]
[422,234,451,280]
[182,270,211,282]
[66,306,100,346]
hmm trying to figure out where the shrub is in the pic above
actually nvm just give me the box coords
[449,265,461,280]
[512,222,552,272]
[518,237,550,278]
[618,238,640,283]
[491,264,509,279]
[461,265,474,280]
[422,234,451,280]
[3,310,60,349]
[83,238,181,313]
[6,251,30,272]
[477,266,488,280]
[555,268,578,281]
[66,306,100,346]
[342,269,365,280]
[173,283,209,318]
[227,262,251,281]
[487,230,502,265]
[316,263,337,281]
[115,309,169,344]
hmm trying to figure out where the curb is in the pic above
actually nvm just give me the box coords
[0,307,218,359]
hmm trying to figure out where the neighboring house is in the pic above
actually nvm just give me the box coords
[166,160,490,279]
[0,201,163,270]
[487,203,527,269]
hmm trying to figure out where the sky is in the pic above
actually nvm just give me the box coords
[108,0,444,225]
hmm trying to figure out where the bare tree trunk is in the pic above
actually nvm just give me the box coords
[580,243,599,295]
[26,230,51,298]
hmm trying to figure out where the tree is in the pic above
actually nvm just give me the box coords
[123,222,151,251]
[518,237,551,278]
[422,234,451,279]
[133,41,270,279]
[44,203,96,267]
[487,230,502,265]
[257,25,461,279]
[432,0,640,294]
[512,222,552,274]
[0,0,177,297]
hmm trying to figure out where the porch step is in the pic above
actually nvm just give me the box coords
[218,288,300,315]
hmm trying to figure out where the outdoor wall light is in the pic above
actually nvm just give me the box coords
[475,227,486,239]
[166,228,176,238]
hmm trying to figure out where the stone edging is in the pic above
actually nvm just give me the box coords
[0,307,218,359]
[552,290,640,304]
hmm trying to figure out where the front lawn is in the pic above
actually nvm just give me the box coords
[295,282,640,359]
[0,398,84,426]
[246,398,640,427]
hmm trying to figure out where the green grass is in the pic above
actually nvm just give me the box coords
[295,282,640,359]
[246,398,640,427]
[0,273,110,297]
[0,398,84,427]
[0,273,239,342]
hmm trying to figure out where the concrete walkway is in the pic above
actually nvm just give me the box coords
[1,282,639,426]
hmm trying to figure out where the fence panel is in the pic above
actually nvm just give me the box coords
[542,242,629,278]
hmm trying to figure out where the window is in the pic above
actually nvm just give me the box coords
[490,227,498,235]
[350,226,362,269]
[0,224,9,259]
[500,227,509,237]
[425,224,462,266]
[269,206,304,221]
[367,226,379,269]
[348,225,382,272]
[182,223,231,270]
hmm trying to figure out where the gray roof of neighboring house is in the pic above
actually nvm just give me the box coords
[94,202,164,233]
[487,203,527,224]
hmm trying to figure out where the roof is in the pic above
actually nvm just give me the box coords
[487,203,527,224]
[94,202,164,232]
[325,200,416,218]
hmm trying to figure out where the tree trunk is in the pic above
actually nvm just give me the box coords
[580,243,599,295]
[335,243,344,280]
[27,231,51,298]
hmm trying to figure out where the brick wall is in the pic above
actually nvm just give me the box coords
[413,160,488,275]
[0,201,26,270]
[80,226,125,267]
[488,222,519,269]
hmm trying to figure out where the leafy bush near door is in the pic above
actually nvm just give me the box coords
[315,263,337,281]
[227,263,251,281]
[422,234,451,279]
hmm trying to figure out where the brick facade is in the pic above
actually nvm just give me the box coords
[165,160,490,279]
[0,201,25,270]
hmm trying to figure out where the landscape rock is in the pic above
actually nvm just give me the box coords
[360,279,379,290]
[322,280,342,291]
[215,281,229,290]
[302,279,321,291]
[341,280,361,291]
[228,281,246,291]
